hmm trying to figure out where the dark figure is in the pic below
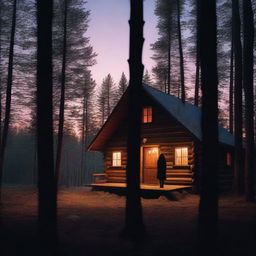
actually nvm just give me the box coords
[157,154,166,188]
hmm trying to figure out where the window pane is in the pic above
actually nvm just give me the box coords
[113,152,121,166]
[176,148,181,157]
[142,107,152,123]
[182,147,188,156]
[175,147,188,166]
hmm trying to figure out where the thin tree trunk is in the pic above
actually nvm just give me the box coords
[243,0,254,201]
[33,137,37,185]
[55,0,68,188]
[198,1,219,255]
[176,0,185,103]
[84,98,89,184]
[124,0,145,240]
[107,85,110,116]
[194,56,200,106]
[229,38,234,133]
[80,93,86,184]
[37,0,58,250]
[232,0,243,194]
[194,1,200,107]
[0,0,17,202]
[0,5,2,150]
[167,26,171,94]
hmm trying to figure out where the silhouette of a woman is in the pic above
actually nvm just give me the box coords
[157,154,166,188]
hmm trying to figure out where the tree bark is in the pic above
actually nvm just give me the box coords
[0,0,17,202]
[229,38,234,134]
[232,0,244,194]
[37,0,58,250]
[176,0,185,103]
[80,92,86,184]
[243,0,254,201]
[55,0,68,188]
[194,0,200,107]
[124,0,145,241]
[198,1,219,255]
[167,25,171,94]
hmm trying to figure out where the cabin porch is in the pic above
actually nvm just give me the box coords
[89,181,192,198]
[90,173,192,194]
[90,182,192,192]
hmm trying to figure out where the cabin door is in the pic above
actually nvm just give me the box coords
[142,147,159,185]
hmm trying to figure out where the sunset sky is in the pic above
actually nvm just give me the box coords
[86,0,158,86]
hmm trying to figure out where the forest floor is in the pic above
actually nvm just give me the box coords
[0,187,256,256]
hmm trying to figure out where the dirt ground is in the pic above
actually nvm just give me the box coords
[0,187,256,256]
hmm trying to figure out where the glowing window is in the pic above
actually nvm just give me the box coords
[112,152,121,167]
[226,152,232,166]
[175,147,188,166]
[142,106,152,123]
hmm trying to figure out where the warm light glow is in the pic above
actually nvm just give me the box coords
[112,152,121,166]
[175,147,188,166]
[142,106,152,123]
[147,147,158,155]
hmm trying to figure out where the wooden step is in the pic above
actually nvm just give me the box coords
[165,177,194,185]
[166,172,194,178]
[167,169,192,173]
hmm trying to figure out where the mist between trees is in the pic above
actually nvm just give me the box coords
[2,129,103,186]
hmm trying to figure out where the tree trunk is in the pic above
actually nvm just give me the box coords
[198,1,219,255]
[176,0,185,103]
[0,0,17,202]
[124,0,145,241]
[0,6,2,150]
[232,0,243,194]
[243,0,254,201]
[84,98,89,184]
[55,0,68,188]
[80,92,86,184]
[37,0,58,250]
[194,1,200,107]
[167,26,171,94]
[194,56,200,106]
[229,38,234,134]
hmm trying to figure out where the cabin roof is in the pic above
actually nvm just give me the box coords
[143,84,234,147]
[88,84,234,151]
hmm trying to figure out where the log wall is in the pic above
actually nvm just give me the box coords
[100,92,234,191]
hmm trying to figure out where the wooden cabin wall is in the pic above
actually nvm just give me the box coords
[101,92,234,192]
[195,143,234,193]
[103,94,197,183]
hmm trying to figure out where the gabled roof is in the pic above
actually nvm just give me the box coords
[143,84,234,146]
[88,84,234,151]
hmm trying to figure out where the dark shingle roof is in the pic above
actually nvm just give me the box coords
[143,84,234,146]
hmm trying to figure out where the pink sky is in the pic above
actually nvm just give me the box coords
[86,0,158,86]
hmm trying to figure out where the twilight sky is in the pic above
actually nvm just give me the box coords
[86,0,158,86]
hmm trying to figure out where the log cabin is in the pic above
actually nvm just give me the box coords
[88,84,234,192]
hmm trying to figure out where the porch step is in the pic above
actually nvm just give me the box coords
[166,172,193,177]
[107,176,126,183]
[167,168,192,173]
[165,177,194,185]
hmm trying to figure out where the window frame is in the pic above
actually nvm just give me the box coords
[142,106,152,124]
[175,147,189,166]
[112,151,122,167]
